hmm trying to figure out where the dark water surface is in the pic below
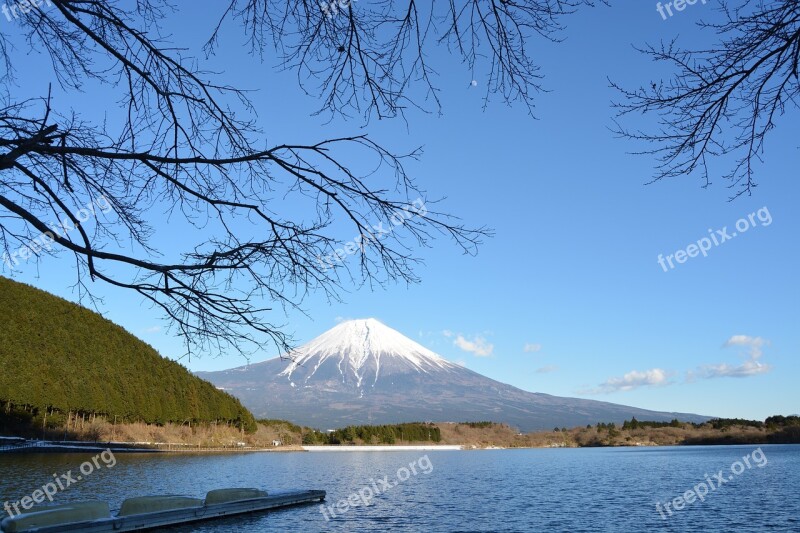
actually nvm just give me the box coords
[1,445,798,532]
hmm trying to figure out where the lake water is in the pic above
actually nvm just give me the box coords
[1,445,798,532]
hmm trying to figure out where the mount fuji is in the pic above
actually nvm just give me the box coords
[198,318,708,431]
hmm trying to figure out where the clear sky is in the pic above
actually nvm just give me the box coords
[3,1,798,420]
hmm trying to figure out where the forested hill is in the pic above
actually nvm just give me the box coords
[0,277,256,432]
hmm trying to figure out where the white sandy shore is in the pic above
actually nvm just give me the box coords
[302,445,462,452]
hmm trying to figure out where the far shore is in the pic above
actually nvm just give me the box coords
[2,416,798,454]
[1,439,466,454]
[0,441,800,455]
[1,438,464,454]
[0,438,305,454]
[302,445,462,452]
[3,438,798,455]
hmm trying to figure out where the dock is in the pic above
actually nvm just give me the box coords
[1,489,325,532]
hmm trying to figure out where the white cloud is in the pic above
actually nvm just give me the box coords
[723,335,767,358]
[584,335,772,393]
[535,365,558,374]
[442,330,454,338]
[587,368,672,394]
[453,335,494,357]
[523,343,542,353]
[695,335,772,379]
[695,360,770,379]
[143,326,161,334]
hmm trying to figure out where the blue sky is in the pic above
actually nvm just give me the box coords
[3,1,798,421]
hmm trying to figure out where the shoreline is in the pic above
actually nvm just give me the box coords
[302,445,462,452]
[5,444,797,455]
[0,439,307,454]
[3,439,796,455]
[0,430,797,455]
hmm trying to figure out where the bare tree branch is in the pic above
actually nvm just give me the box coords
[0,0,497,358]
[612,0,800,199]
[207,0,604,120]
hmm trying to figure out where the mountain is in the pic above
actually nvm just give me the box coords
[198,318,708,431]
[0,276,256,431]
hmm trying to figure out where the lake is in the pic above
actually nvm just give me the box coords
[1,445,797,532]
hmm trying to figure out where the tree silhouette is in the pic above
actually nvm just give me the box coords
[207,0,605,119]
[613,0,799,199]
[0,0,605,357]
[0,0,579,358]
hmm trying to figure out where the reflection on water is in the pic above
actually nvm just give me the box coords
[1,445,798,532]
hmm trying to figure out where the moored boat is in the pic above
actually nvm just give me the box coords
[0,488,325,532]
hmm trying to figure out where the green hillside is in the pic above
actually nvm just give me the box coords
[0,277,256,433]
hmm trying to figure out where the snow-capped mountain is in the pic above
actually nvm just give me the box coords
[278,318,459,391]
[198,319,708,431]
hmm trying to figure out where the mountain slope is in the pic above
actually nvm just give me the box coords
[199,319,708,431]
[279,318,460,392]
[0,276,256,430]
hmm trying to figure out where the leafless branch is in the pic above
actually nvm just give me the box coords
[612,0,800,199]
[0,0,492,358]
